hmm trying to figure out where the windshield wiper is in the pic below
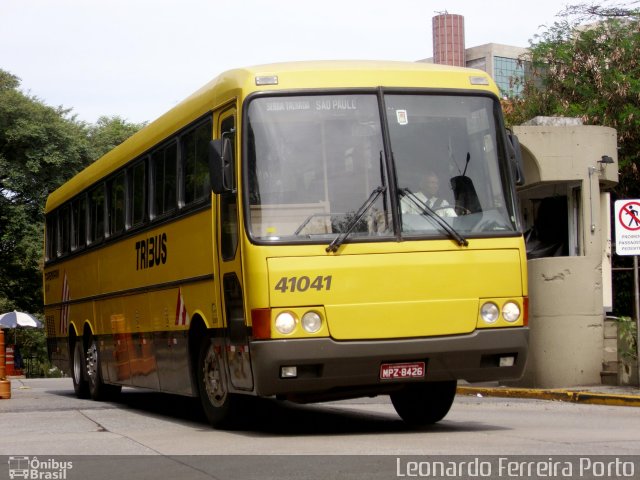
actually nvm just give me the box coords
[326,186,386,253]
[399,187,469,247]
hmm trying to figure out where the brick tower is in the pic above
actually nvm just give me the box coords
[432,13,465,67]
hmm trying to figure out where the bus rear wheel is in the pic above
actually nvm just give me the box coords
[390,380,457,426]
[86,338,121,400]
[196,337,238,429]
[71,340,89,399]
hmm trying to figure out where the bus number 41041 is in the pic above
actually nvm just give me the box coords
[274,275,332,293]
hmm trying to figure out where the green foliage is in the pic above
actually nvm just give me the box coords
[0,70,20,91]
[15,327,63,377]
[616,316,638,361]
[505,3,640,175]
[0,76,88,313]
[0,71,144,315]
[87,115,147,161]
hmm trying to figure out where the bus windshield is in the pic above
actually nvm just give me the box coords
[245,92,518,243]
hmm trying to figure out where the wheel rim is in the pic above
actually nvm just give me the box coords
[203,344,227,407]
[86,341,98,386]
[73,344,83,384]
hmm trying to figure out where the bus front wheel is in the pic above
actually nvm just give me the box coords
[196,337,238,428]
[390,380,457,426]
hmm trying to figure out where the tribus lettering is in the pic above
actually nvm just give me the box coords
[135,233,168,270]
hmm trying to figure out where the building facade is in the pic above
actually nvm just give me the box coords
[465,43,528,97]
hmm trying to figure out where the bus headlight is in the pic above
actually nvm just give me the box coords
[480,302,499,324]
[502,302,521,323]
[301,311,322,333]
[275,312,297,335]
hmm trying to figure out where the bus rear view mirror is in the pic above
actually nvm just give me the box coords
[209,137,235,194]
[507,131,525,186]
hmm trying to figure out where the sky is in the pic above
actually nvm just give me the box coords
[1,0,575,124]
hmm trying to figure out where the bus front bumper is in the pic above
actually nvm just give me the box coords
[249,327,528,399]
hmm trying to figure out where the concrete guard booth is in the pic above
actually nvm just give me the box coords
[512,117,618,388]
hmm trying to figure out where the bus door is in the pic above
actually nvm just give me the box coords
[215,107,254,391]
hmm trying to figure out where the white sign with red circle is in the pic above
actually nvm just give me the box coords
[615,200,640,255]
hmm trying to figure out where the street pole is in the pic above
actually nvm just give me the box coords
[635,255,640,388]
[0,329,10,399]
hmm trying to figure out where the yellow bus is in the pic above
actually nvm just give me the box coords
[44,61,528,427]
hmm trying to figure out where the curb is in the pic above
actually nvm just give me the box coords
[457,386,640,407]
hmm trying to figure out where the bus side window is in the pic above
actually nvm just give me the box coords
[183,119,212,205]
[59,204,71,256]
[151,142,177,218]
[129,159,147,228]
[220,115,237,261]
[108,172,126,236]
[71,194,87,251]
[89,183,106,244]
[45,213,57,261]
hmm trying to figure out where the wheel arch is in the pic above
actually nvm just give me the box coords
[82,322,94,347]
[188,314,209,385]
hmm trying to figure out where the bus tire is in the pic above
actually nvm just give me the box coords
[86,338,121,401]
[72,340,90,399]
[390,380,457,426]
[196,337,238,429]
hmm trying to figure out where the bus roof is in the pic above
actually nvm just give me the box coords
[45,60,499,212]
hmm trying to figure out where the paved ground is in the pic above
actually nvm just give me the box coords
[1,377,639,480]
[3,376,640,406]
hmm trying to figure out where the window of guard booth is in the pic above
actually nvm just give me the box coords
[520,183,582,259]
[220,114,238,260]
[526,196,569,257]
[569,187,583,256]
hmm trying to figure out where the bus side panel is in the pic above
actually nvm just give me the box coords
[44,254,101,373]
[148,288,195,396]
[45,209,214,396]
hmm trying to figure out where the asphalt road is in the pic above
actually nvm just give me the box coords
[1,378,639,479]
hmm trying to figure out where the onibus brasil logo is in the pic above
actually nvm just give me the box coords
[8,456,73,479]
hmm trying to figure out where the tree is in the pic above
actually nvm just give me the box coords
[0,71,144,314]
[505,2,640,187]
[0,71,92,313]
[87,115,147,161]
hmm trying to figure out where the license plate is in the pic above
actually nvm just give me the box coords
[380,362,425,380]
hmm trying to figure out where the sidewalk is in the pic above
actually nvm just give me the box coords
[457,383,640,407]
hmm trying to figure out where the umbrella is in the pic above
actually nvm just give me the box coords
[0,311,43,329]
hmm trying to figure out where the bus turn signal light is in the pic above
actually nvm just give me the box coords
[251,308,271,339]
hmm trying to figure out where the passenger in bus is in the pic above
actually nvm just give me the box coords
[402,172,456,217]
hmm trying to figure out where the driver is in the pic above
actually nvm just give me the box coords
[402,172,456,217]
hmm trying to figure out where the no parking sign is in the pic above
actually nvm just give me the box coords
[615,200,640,255]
